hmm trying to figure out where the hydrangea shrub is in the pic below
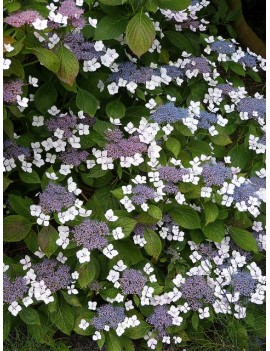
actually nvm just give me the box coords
[3,0,266,349]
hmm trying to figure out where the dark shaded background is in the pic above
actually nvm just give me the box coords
[242,0,266,41]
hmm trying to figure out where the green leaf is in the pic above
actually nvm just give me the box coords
[247,69,262,83]
[50,303,75,335]
[229,227,258,253]
[144,228,162,259]
[20,308,41,326]
[56,46,79,86]
[3,310,11,341]
[106,331,122,351]
[77,258,99,288]
[8,194,33,218]
[19,170,41,184]
[192,312,199,330]
[99,0,127,4]
[3,176,13,191]
[158,0,191,11]
[124,321,151,339]
[111,187,124,199]
[31,47,60,73]
[202,221,225,242]
[113,240,143,265]
[74,311,95,336]
[3,119,14,140]
[145,0,158,12]
[61,291,82,307]
[229,61,246,76]
[34,83,58,114]
[38,225,59,258]
[165,30,196,55]
[188,140,212,156]
[210,133,232,146]
[170,206,201,229]
[166,137,181,157]
[106,99,126,119]
[228,143,249,169]
[6,1,21,12]
[95,15,128,40]
[203,202,219,225]
[76,87,99,117]
[147,205,162,221]
[3,215,32,242]
[126,12,155,57]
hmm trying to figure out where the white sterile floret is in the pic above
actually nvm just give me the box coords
[144,263,154,274]
[8,301,22,316]
[76,248,91,263]
[3,263,9,272]
[89,17,98,27]
[37,213,50,226]
[23,296,33,307]
[201,187,212,198]
[107,269,120,283]
[112,227,125,240]
[79,319,89,330]
[145,98,157,109]
[125,300,134,311]
[93,331,102,341]
[56,252,67,264]
[148,338,158,350]
[175,192,185,204]
[103,244,118,259]
[48,105,60,115]
[3,58,12,70]
[4,43,14,52]
[141,203,149,211]
[198,307,210,319]
[20,255,31,270]
[88,301,97,310]
[46,172,58,180]
[67,284,78,295]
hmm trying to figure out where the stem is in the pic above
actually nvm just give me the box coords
[226,0,266,58]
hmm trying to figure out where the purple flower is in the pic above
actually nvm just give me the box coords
[237,98,266,118]
[233,181,258,203]
[210,40,236,54]
[3,80,24,103]
[131,185,156,205]
[109,62,157,84]
[63,33,103,61]
[39,183,75,213]
[216,84,237,96]
[196,111,217,129]
[3,274,28,303]
[5,10,43,27]
[239,53,257,68]
[34,259,72,293]
[120,269,147,295]
[231,271,256,297]
[161,65,184,79]
[60,148,89,166]
[150,103,188,124]
[91,304,126,330]
[46,114,77,139]
[58,0,85,28]
[4,140,31,160]
[159,166,188,183]
[202,162,232,186]
[181,276,215,310]
[147,306,173,337]
[73,219,109,251]
[185,57,211,74]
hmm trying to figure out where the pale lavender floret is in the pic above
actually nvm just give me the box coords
[163,182,179,195]
[131,185,156,205]
[231,271,256,297]
[120,269,147,295]
[181,276,215,310]
[159,166,188,183]
[151,103,188,124]
[5,10,43,27]
[185,57,211,74]
[4,140,31,160]
[216,84,237,95]
[181,19,202,29]
[109,62,157,84]
[89,281,103,292]
[60,148,89,166]
[73,219,109,251]
[58,0,85,28]
[63,33,103,61]
[196,111,217,129]
[233,182,258,203]
[198,243,218,259]
[147,306,173,337]
[239,53,257,68]
[47,114,77,138]
[250,177,266,190]
[202,162,232,186]
[91,304,126,330]
[105,131,147,159]
[237,98,266,118]
[3,274,28,303]
[162,65,184,79]
[3,80,24,103]
[33,259,72,293]
[39,183,75,214]
[210,40,236,54]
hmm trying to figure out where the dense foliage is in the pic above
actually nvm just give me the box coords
[3,0,266,350]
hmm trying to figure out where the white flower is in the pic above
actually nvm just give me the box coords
[125,300,134,311]
[37,213,50,226]
[79,319,89,330]
[32,18,48,30]
[20,255,31,270]
[201,187,212,198]
[141,203,149,211]
[105,209,118,222]
[198,307,210,319]
[48,105,60,115]
[3,263,9,272]
[3,58,11,70]
[29,76,39,87]
[88,301,97,310]
[110,118,122,125]
[147,338,157,350]
[93,331,102,341]
[30,204,42,217]
[4,44,14,52]
[17,96,29,107]
[103,244,118,259]
[8,301,22,316]
[107,269,120,283]
[112,227,125,240]
[76,248,91,263]
[107,82,119,95]
[113,260,127,272]
[67,284,78,295]
[89,17,98,28]
[143,263,154,274]
[46,172,58,180]
[22,296,33,307]
[56,252,67,264]
[145,98,157,109]
[175,192,185,204]
[71,271,79,280]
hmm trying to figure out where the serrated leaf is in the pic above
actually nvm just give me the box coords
[124,321,151,339]
[50,303,75,335]
[170,206,201,229]
[126,12,155,57]
[19,170,41,184]
[3,177,13,191]
[95,15,128,40]
[4,215,32,242]
[8,194,33,218]
[166,137,181,157]
[34,83,58,114]
[228,143,249,169]
[147,205,162,220]
[106,99,126,119]
[20,308,41,326]
[202,221,225,242]
[77,258,99,288]
[229,227,258,253]
[38,225,59,258]
[210,133,232,146]
[188,140,212,156]
[158,0,191,11]
[56,46,79,86]
[203,202,219,225]
[144,228,162,259]
[106,331,122,351]
[31,47,60,73]
[76,87,99,117]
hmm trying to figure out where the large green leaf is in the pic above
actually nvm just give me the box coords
[228,143,249,169]
[95,15,128,40]
[166,137,181,158]
[8,194,33,218]
[126,12,155,57]
[34,83,58,114]
[50,303,75,335]
[202,221,225,243]
[210,133,232,146]
[144,228,162,259]
[3,215,32,242]
[124,321,151,339]
[203,202,219,225]
[20,308,41,326]
[38,225,59,258]
[77,258,99,288]
[99,0,127,4]
[106,99,126,119]
[76,87,99,117]
[19,170,41,184]
[56,46,79,86]
[170,206,201,229]
[158,0,191,11]
[31,47,60,73]
[229,227,258,253]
